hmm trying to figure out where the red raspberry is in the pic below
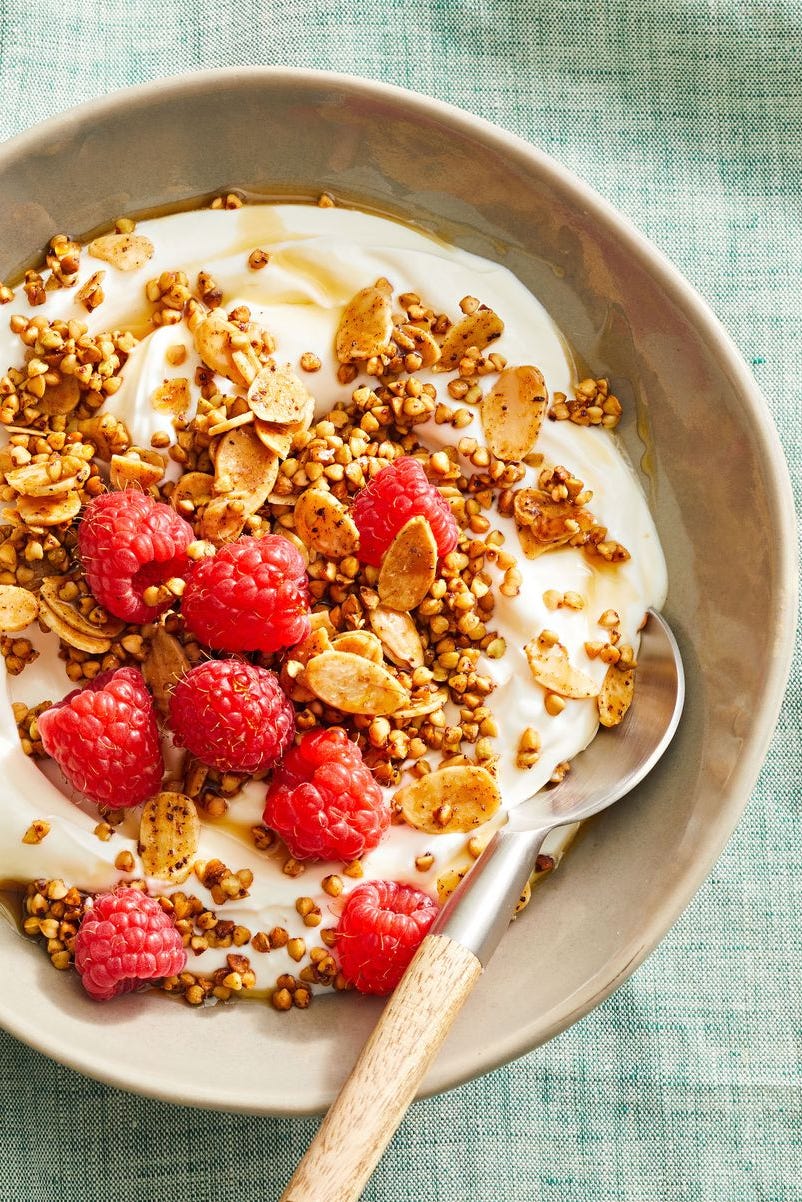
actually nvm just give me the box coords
[37,667,163,809]
[74,888,186,1000]
[181,535,311,654]
[336,880,438,995]
[79,490,193,623]
[169,659,295,774]
[350,456,459,567]
[263,727,389,861]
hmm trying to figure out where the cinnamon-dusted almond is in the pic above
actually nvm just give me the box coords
[0,585,38,633]
[213,426,279,510]
[194,309,260,387]
[151,377,192,416]
[393,687,448,720]
[434,307,504,373]
[304,650,408,715]
[597,665,635,727]
[513,489,593,558]
[5,455,89,497]
[278,627,334,703]
[393,764,501,834]
[480,365,548,462]
[138,792,200,884]
[38,597,112,654]
[247,362,312,425]
[367,605,425,668]
[399,323,441,368]
[38,375,81,416]
[110,447,166,491]
[88,232,154,271]
[142,625,190,717]
[39,577,124,639]
[294,489,360,559]
[14,492,82,527]
[524,635,600,699]
[199,496,249,544]
[170,471,215,514]
[330,630,384,663]
[377,515,437,612]
[335,279,393,363]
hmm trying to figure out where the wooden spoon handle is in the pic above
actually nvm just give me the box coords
[279,933,482,1202]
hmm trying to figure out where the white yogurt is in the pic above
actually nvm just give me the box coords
[0,205,667,990]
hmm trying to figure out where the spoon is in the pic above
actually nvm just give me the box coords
[280,609,684,1202]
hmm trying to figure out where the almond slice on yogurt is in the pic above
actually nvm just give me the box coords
[0,585,38,633]
[294,489,360,560]
[335,279,394,363]
[524,633,600,700]
[434,306,504,373]
[138,792,200,884]
[394,764,501,834]
[247,362,312,425]
[87,233,155,271]
[480,365,548,462]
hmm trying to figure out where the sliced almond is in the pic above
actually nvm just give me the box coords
[5,455,89,497]
[393,686,448,720]
[294,489,360,560]
[15,492,81,527]
[330,631,384,663]
[39,577,124,639]
[194,309,260,387]
[151,377,191,416]
[399,323,441,368]
[110,448,165,491]
[38,375,81,416]
[138,792,200,884]
[253,419,294,458]
[170,471,215,514]
[38,597,112,654]
[88,233,155,272]
[524,636,600,700]
[199,496,249,544]
[597,665,635,727]
[480,366,548,462]
[377,515,437,612]
[304,650,408,715]
[213,426,278,510]
[247,362,312,425]
[394,764,501,834]
[0,585,38,632]
[513,489,593,558]
[142,625,190,717]
[335,280,393,363]
[367,605,425,668]
[434,307,504,373]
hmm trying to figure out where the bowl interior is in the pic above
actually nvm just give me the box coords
[0,70,795,1114]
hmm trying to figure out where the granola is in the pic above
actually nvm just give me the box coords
[0,200,667,1007]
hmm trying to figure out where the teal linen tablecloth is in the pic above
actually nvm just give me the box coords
[0,3,800,1200]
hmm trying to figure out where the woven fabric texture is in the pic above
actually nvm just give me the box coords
[0,1,800,1200]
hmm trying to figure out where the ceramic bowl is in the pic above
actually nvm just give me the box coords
[0,68,796,1114]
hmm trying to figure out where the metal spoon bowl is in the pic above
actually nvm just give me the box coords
[438,607,685,966]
